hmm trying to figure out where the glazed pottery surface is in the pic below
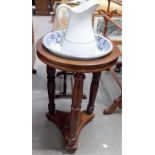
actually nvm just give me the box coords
[56,0,102,55]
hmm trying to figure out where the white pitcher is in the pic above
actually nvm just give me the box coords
[56,0,99,56]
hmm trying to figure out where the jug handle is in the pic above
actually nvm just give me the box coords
[56,4,70,28]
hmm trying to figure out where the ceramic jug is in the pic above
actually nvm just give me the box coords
[56,0,99,56]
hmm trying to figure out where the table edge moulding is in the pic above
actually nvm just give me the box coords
[36,39,120,73]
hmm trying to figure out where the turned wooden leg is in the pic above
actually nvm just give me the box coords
[67,73,85,148]
[103,95,122,115]
[45,72,94,151]
[46,65,56,115]
[87,72,101,115]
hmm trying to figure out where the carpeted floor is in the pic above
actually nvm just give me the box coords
[32,15,122,155]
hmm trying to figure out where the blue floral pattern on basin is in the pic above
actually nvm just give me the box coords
[45,31,63,46]
[96,35,110,52]
[43,30,113,60]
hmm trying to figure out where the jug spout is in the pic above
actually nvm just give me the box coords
[56,0,99,16]
[71,1,99,14]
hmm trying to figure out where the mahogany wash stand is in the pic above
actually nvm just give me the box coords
[36,38,120,151]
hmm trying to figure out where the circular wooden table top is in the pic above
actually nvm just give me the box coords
[36,38,120,73]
